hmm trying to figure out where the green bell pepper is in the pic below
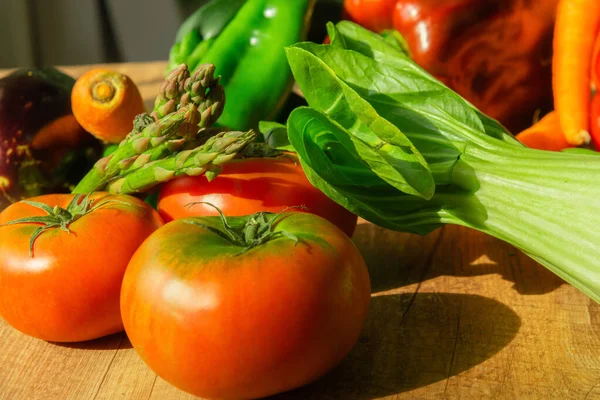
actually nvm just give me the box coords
[168,0,246,72]
[167,0,316,131]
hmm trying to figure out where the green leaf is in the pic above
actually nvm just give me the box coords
[289,41,517,183]
[323,22,518,146]
[327,21,410,62]
[285,46,434,199]
[294,41,482,137]
[380,29,411,56]
[291,153,445,235]
[258,121,295,152]
[288,107,390,186]
[284,21,600,304]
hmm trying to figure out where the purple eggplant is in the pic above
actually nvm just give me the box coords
[0,67,102,210]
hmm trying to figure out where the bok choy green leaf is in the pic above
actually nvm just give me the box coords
[285,21,600,303]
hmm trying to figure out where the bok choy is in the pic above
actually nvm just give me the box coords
[284,21,600,302]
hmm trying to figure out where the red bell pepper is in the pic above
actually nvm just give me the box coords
[344,0,558,134]
[343,0,398,33]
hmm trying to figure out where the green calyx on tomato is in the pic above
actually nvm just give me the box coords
[185,202,302,252]
[0,193,126,256]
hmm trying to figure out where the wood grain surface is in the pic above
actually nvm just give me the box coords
[1,63,599,400]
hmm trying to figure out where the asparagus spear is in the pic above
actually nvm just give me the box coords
[73,106,199,193]
[73,63,231,194]
[152,63,223,121]
[152,63,190,119]
[106,129,256,194]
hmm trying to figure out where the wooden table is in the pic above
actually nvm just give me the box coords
[1,62,600,400]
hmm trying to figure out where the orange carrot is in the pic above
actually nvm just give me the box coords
[72,69,145,144]
[31,114,85,150]
[591,93,600,149]
[552,0,600,146]
[592,32,600,92]
[31,114,89,167]
[515,111,573,151]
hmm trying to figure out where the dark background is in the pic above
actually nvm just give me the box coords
[0,0,208,68]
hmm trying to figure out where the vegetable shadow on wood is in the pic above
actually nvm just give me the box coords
[352,223,566,296]
[269,292,520,400]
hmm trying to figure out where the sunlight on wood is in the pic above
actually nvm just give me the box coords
[470,254,498,266]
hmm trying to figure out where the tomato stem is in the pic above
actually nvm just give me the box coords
[184,202,303,252]
[0,193,131,257]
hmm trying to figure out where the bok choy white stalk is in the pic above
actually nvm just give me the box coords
[284,21,600,302]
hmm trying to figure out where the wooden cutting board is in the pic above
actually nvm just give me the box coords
[1,62,599,400]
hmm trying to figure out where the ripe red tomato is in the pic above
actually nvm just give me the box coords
[121,212,371,399]
[0,193,163,342]
[344,0,398,33]
[157,155,358,237]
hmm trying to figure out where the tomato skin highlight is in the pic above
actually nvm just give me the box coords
[121,212,371,400]
[157,155,358,237]
[0,193,163,342]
